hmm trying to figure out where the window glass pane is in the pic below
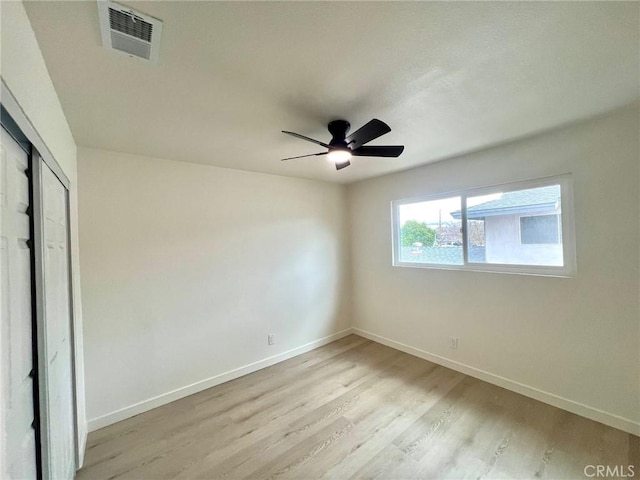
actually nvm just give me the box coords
[467,218,486,263]
[466,185,563,266]
[398,196,462,265]
[520,215,559,244]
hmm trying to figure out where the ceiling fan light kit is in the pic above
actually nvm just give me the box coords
[327,149,351,164]
[281,118,404,171]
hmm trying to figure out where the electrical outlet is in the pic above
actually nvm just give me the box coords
[450,337,459,349]
[268,334,275,345]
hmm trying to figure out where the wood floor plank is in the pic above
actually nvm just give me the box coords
[629,434,640,480]
[77,334,638,480]
[320,366,465,479]
[240,417,355,480]
[86,335,368,448]
[81,338,379,470]
[347,444,421,480]
[184,351,435,480]
[81,339,403,479]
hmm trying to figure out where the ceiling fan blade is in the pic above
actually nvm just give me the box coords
[282,131,330,148]
[335,160,351,170]
[345,119,391,149]
[351,145,404,157]
[281,152,327,161]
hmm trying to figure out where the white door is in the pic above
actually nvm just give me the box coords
[37,159,76,480]
[1,127,38,479]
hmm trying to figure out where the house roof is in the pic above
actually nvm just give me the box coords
[450,185,560,219]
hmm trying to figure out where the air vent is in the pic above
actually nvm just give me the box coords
[97,1,163,63]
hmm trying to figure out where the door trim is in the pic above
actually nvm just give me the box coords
[1,80,70,189]
[64,178,80,469]
[31,151,51,480]
[27,140,44,480]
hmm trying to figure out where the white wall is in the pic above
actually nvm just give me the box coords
[348,106,639,434]
[1,0,86,460]
[78,148,352,428]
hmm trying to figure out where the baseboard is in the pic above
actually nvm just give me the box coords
[353,328,640,436]
[88,328,354,431]
[88,326,639,436]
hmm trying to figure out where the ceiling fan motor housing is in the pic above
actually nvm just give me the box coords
[328,120,351,149]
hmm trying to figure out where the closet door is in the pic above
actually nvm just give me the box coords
[34,157,76,480]
[0,127,38,479]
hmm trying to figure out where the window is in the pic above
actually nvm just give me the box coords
[392,175,576,276]
[520,214,560,244]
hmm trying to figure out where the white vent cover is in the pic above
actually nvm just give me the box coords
[97,1,163,63]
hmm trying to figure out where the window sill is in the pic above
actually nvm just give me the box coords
[392,261,576,278]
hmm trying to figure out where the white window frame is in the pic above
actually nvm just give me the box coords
[391,174,577,277]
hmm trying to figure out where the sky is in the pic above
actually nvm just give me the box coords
[399,193,502,225]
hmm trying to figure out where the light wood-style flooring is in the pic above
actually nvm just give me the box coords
[77,335,638,479]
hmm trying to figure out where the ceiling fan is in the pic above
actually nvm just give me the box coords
[281,119,404,170]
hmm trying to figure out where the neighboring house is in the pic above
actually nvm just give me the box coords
[451,185,562,266]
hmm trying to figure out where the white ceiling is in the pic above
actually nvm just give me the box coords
[24,1,639,184]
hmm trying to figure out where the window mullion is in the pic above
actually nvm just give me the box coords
[461,195,469,265]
